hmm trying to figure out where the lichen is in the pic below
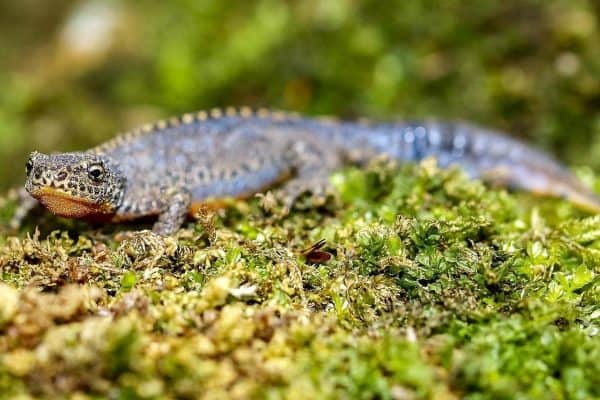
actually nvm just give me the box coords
[0,160,598,399]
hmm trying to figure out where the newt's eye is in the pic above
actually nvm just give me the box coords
[26,159,34,176]
[87,164,105,182]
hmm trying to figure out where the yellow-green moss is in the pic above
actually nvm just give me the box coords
[0,161,598,399]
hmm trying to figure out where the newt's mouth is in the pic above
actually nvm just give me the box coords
[30,187,114,219]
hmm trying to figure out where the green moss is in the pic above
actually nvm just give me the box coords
[0,161,598,398]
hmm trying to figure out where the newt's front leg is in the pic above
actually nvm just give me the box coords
[7,188,39,231]
[153,187,191,235]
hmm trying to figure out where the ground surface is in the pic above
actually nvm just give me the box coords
[0,160,598,399]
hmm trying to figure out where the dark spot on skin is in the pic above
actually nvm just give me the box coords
[559,191,568,200]
[240,163,251,172]
[56,171,68,181]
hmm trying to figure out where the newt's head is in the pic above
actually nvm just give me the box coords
[25,151,126,219]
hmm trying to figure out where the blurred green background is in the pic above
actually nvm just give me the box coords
[0,0,598,189]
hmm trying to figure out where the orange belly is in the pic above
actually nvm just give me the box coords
[188,198,231,216]
[30,187,114,220]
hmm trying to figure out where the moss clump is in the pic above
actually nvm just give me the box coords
[0,160,599,399]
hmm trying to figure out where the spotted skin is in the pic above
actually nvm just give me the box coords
[19,108,600,235]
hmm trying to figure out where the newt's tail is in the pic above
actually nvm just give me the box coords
[481,162,600,213]
[561,186,600,213]
[341,120,600,213]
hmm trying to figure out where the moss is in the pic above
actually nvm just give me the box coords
[0,160,598,398]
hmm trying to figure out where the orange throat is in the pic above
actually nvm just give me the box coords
[31,187,114,220]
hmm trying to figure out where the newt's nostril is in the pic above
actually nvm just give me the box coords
[26,159,34,175]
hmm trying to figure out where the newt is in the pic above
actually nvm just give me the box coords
[16,107,600,235]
